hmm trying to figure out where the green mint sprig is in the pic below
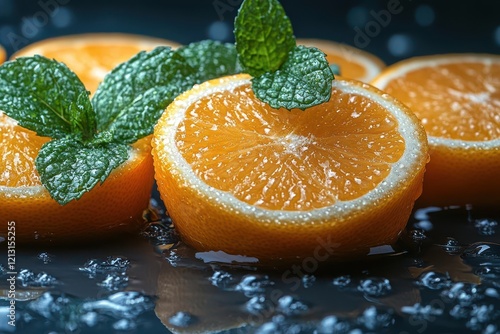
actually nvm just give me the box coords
[0,0,334,204]
[234,0,335,110]
[0,43,241,205]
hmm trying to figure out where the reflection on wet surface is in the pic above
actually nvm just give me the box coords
[1,196,499,333]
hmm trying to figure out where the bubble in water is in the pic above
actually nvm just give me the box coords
[17,269,58,287]
[357,306,395,330]
[474,219,498,236]
[209,269,234,289]
[235,274,274,297]
[416,271,452,290]
[168,311,197,328]
[358,277,392,297]
[401,303,444,319]
[332,275,351,288]
[276,295,309,316]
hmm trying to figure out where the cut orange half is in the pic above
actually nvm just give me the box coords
[0,33,177,243]
[371,54,500,207]
[297,38,385,82]
[11,33,180,93]
[0,111,154,243]
[152,74,428,262]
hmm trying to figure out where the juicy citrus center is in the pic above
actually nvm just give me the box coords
[0,112,48,187]
[382,61,500,141]
[175,84,405,211]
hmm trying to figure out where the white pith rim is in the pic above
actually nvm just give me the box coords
[154,75,426,222]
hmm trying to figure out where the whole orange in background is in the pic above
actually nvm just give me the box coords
[372,54,500,208]
[153,74,428,262]
[297,38,385,82]
[0,33,179,243]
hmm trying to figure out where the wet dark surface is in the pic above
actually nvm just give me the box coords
[1,195,500,333]
[1,1,500,333]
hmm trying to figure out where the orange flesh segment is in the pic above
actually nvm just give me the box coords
[0,112,48,187]
[383,62,500,141]
[176,84,405,211]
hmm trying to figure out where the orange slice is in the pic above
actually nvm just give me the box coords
[152,74,428,262]
[297,38,385,82]
[0,45,5,64]
[0,111,154,243]
[11,33,180,93]
[0,33,178,243]
[371,54,500,207]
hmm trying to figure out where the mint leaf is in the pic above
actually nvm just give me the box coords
[92,47,198,144]
[252,46,334,110]
[69,91,97,141]
[234,0,296,76]
[176,40,242,82]
[0,55,94,139]
[36,138,128,205]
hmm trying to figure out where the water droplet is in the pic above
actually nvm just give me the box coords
[441,282,482,306]
[168,311,197,328]
[82,291,154,319]
[17,269,57,287]
[112,318,136,331]
[357,306,395,330]
[474,219,498,236]
[438,237,463,254]
[79,256,130,278]
[245,295,274,315]
[358,277,392,297]
[140,222,177,246]
[209,269,234,289]
[235,274,274,297]
[97,272,129,291]
[409,229,428,243]
[401,303,444,319]
[461,242,500,266]
[276,295,309,316]
[37,252,52,264]
[332,275,352,288]
[316,315,352,334]
[302,274,316,288]
[466,304,498,331]
[416,271,452,290]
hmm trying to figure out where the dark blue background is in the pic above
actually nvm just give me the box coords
[1,0,499,64]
